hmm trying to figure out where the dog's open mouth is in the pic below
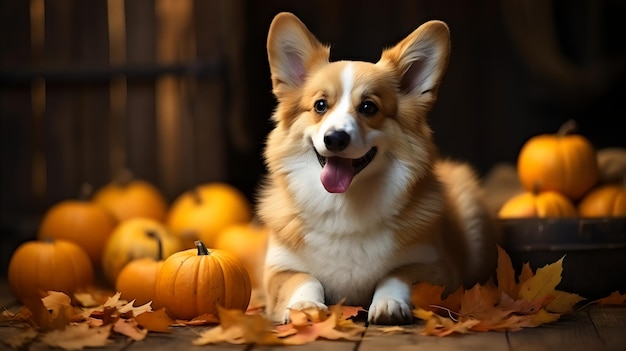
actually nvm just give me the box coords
[315,147,378,193]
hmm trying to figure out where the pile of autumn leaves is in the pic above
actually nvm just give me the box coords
[2,247,625,349]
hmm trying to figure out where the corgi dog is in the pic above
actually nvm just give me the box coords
[258,12,498,325]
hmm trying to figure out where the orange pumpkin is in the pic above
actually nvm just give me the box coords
[214,221,269,288]
[115,232,165,308]
[155,240,251,320]
[102,217,181,285]
[38,183,117,265]
[8,239,94,301]
[498,189,577,218]
[517,120,599,200]
[93,169,168,222]
[578,184,626,217]
[166,183,252,248]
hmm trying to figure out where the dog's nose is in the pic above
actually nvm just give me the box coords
[324,130,350,152]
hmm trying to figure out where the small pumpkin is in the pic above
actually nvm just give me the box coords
[93,169,168,222]
[38,183,117,265]
[115,231,165,308]
[8,239,94,301]
[578,183,626,217]
[155,240,251,320]
[102,217,181,286]
[166,183,252,248]
[498,187,577,218]
[214,221,269,288]
[517,120,599,200]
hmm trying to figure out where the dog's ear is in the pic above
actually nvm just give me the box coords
[267,12,329,98]
[379,21,450,98]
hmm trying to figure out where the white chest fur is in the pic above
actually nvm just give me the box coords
[266,224,439,306]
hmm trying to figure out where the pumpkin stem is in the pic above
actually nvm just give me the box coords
[79,182,93,201]
[115,168,134,187]
[557,119,578,136]
[191,187,203,205]
[195,240,210,256]
[146,230,163,261]
[532,182,542,195]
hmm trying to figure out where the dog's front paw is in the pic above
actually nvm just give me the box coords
[367,298,413,325]
[282,301,329,324]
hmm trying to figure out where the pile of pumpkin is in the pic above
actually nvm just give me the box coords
[7,173,268,320]
[494,120,626,218]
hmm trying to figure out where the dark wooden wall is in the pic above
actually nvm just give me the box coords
[1,0,625,272]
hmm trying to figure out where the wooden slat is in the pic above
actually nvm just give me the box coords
[506,310,603,351]
[74,0,111,189]
[43,0,79,205]
[362,325,509,351]
[125,327,248,351]
[587,306,626,351]
[190,0,227,185]
[124,0,160,190]
[0,0,36,217]
[155,0,196,199]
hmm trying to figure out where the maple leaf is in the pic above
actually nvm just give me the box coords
[413,308,479,336]
[21,293,73,331]
[518,256,565,301]
[281,304,365,345]
[40,324,112,350]
[496,245,519,299]
[410,246,584,335]
[193,306,280,345]
[193,302,365,346]
[411,282,462,314]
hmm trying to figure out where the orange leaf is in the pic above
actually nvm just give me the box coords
[496,245,518,299]
[591,291,626,306]
[411,282,462,314]
[340,305,366,320]
[134,308,174,333]
[518,262,534,285]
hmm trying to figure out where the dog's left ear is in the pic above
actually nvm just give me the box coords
[379,21,450,98]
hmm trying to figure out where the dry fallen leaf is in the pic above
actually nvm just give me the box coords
[113,318,148,341]
[134,308,174,333]
[40,324,112,350]
[193,302,365,346]
[590,291,626,306]
[2,328,38,349]
[411,246,584,336]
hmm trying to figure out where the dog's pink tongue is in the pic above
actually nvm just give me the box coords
[320,156,354,193]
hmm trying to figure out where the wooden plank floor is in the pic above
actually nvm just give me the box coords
[1,280,624,351]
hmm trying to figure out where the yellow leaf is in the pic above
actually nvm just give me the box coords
[519,256,565,301]
[546,291,584,313]
[529,308,561,327]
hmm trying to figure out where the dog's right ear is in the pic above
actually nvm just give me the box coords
[267,12,329,99]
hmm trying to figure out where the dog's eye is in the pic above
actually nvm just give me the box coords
[313,99,328,114]
[358,100,379,116]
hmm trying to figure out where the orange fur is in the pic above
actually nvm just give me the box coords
[258,12,498,325]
